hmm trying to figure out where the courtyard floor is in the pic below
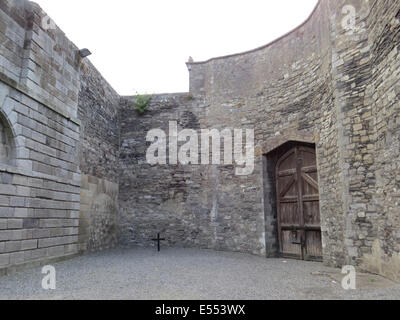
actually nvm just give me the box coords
[0,247,399,300]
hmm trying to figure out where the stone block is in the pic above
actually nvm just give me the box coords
[9,196,25,207]
[5,241,21,253]
[0,230,10,241]
[9,251,24,264]
[0,173,13,185]
[47,245,65,257]
[7,219,23,229]
[0,253,10,266]
[21,239,38,250]
[0,199,12,213]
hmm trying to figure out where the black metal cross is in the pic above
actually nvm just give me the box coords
[151,233,166,252]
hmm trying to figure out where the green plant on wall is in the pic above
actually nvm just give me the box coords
[134,94,152,115]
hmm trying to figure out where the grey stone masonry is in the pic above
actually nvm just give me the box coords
[0,0,121,272]
[1,0,400,284]
[0,0,93,272]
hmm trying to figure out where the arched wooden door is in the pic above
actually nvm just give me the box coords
[276,145,322,261]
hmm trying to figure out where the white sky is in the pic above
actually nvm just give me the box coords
[34,0,319,95]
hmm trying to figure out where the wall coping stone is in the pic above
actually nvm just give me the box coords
[186,0,322,66]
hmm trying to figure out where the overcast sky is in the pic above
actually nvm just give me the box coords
[34,0,319,95]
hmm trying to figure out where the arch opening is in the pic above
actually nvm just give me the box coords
[0,112,16,166]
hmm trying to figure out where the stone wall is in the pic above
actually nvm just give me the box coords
[120,1,334,258]
[79,175,118,252]
[119,0,400,281]
[321,0,400,279]
[118,93,208,249]
[0,0,81,272]
[0,0,120,272]
[359,0,400,280]
[78,61,120,183]
[77,60,120,252]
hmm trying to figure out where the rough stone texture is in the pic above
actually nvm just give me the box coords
[119,0,400,281]
[77,60,120,252]
[358,0,400,280]
[79,174,118,252]
[77,60,120,183]
[119,93,211,250]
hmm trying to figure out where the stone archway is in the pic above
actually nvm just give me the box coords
[261,131,316,155]
[0,111,16,166]
[262,131,320,259]
[274,144,322,261]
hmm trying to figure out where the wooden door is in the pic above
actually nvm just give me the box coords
[276,146,322,261]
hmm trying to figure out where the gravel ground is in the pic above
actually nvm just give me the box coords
[0,247,399,300]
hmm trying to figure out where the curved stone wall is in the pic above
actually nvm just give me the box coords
[121,0,400,281]
[185,0,340,260]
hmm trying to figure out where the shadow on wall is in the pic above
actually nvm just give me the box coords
[0,112,16,166]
